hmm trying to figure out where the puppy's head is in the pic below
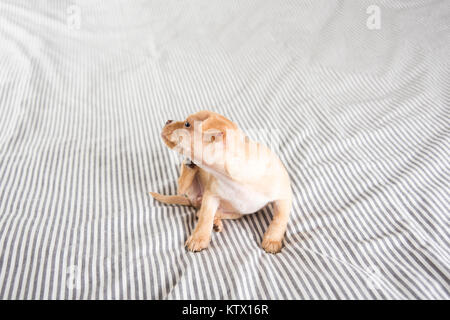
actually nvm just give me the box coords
[161,110,238,168]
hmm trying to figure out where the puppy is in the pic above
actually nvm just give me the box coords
[150,110,292,253]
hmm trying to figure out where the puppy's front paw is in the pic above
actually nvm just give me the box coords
[185,233,211,252]
[262,236,283,254]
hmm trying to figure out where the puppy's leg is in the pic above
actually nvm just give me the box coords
[213,217,223,232]
[178,161,198,195]
[213,213,223,232]
[149,160,198,207]
[212,210,243,232]
[149,192,191,206]
[185,192,219,252]
[262,198,292,254]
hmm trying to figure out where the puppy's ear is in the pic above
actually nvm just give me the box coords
[201,115,236,139]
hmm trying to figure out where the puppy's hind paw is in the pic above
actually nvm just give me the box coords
[262,237,283,254]
[213,219,223,232]
[149,192,158,199]
[185,234,211,252]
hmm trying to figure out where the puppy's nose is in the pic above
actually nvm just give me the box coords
[165,120,173,125]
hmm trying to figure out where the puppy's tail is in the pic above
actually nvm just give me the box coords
[149,192,191,206]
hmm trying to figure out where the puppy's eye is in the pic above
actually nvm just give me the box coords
[184,121,191,128]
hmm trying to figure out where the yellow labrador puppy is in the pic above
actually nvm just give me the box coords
[150,110,292,253]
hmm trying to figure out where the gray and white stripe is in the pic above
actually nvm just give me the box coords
[0,0,449,299]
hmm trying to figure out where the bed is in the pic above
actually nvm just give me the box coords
[0,0,448,299]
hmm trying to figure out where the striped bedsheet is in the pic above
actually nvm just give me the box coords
[0,0,449,299]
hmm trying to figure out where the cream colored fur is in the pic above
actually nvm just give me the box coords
[150,110,292,253]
